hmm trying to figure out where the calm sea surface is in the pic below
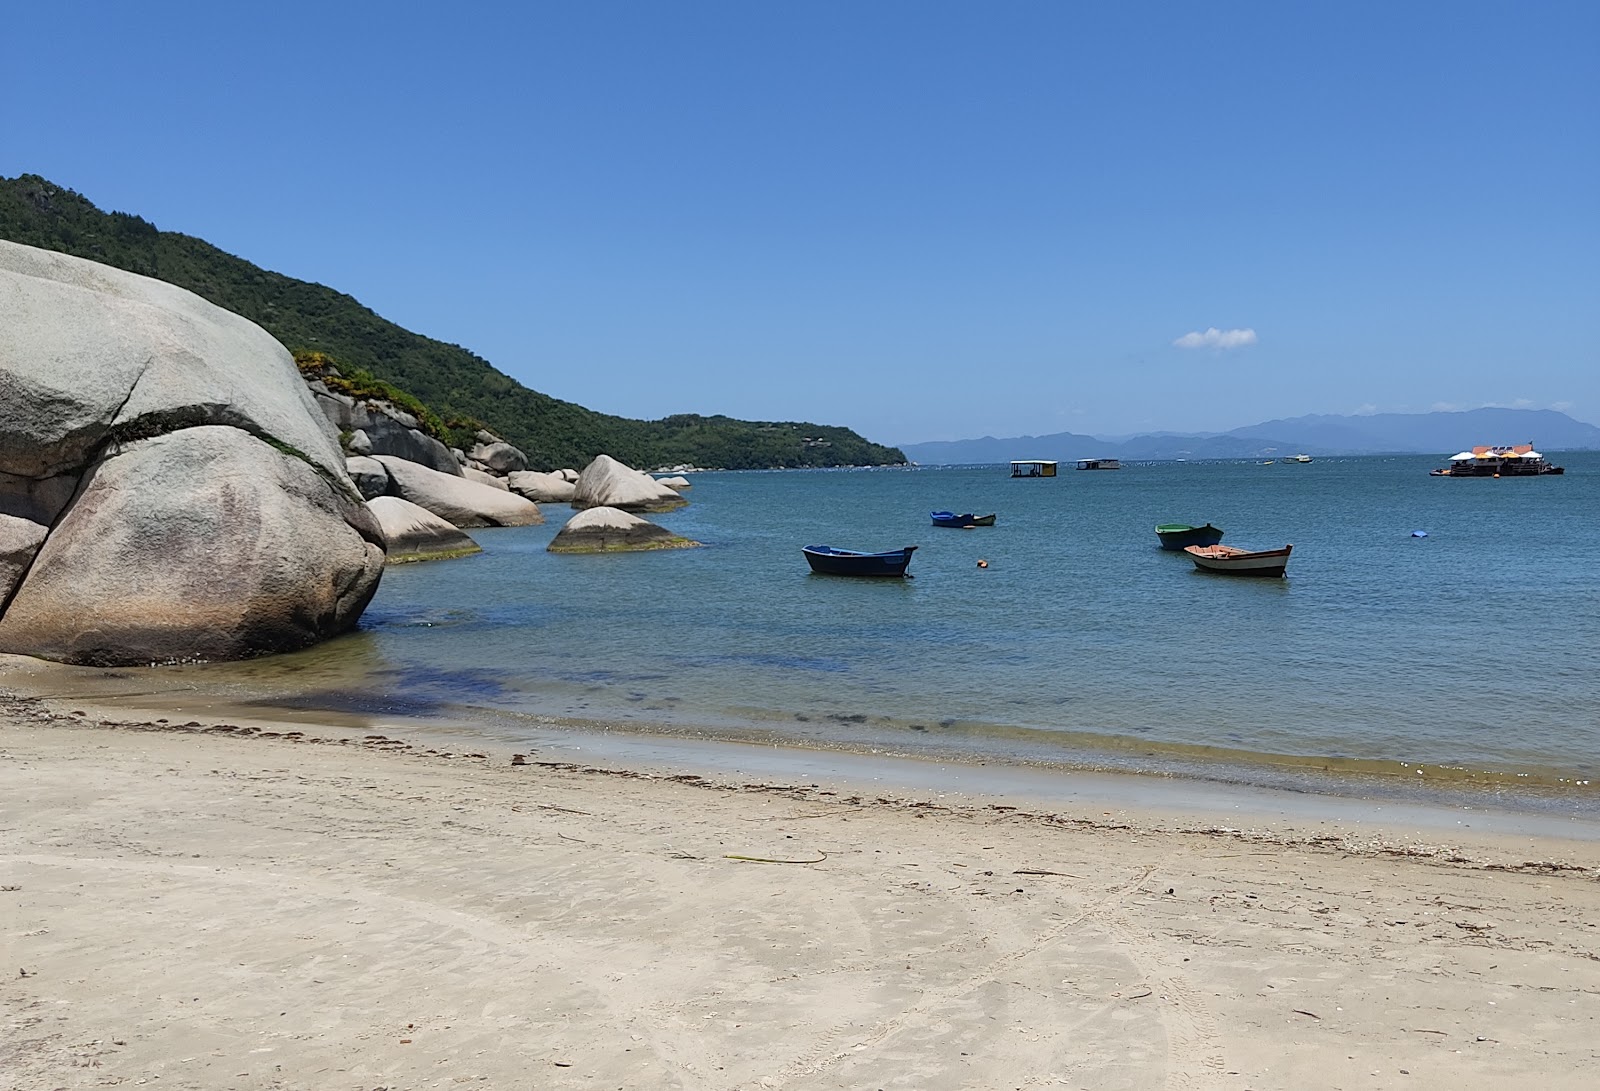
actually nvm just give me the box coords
[144,454,1600,804]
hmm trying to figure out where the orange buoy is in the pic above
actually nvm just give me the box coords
[977,559,989,568]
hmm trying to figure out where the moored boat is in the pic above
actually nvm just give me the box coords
[931,511,996,528]
[1155,522,1224,551]
[1075,457,1121,470]
[1431,444,1564,477]
[1183,543,1292,577]
[802,544,918,577]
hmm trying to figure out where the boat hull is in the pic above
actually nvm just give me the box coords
[1155,523,1223,551]
[931,511,996,528]
[1431,464,1564,477]
[1184,543,1292,577]
[802,545,918,577]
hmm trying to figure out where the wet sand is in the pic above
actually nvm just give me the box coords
[4,685,1600,1090]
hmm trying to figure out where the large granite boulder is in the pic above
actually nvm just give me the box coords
[1,241,348,515]
[373,455,543,528]
[0,428,384,664]
[468,440,528,475]
[506,470,576,503]
[0,241,385,664]
[548,507,701,554]
[572,455,688,512]
[366,496,482,563]
[307,381,460,476]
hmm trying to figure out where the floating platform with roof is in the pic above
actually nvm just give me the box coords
[1009,460,1057,478]
[1429,444,1564,477]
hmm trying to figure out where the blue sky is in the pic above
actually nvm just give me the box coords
[6,1,1596,444]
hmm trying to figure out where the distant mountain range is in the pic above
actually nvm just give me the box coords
[899,408,1600,464]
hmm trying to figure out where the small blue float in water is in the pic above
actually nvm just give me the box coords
[1411,530,1429,538]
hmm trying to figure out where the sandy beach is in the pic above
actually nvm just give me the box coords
[4,687,1599,1091]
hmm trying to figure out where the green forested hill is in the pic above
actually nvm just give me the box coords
[0,174,905,470]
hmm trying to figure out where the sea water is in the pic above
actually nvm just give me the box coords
[158,451,1600,805]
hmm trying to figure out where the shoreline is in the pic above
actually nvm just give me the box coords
[9,685,1600,864]
[5,689,1600,1088]
[6,644,1599,840]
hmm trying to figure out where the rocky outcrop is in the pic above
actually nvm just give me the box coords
[0,241,385,664]
[506,470,577,503]
[572,455,688,512]
[366,496,482,563]
[373,455,543,528]
[655,475,693,490]
[309,386,461,476]
[547,507,701,554]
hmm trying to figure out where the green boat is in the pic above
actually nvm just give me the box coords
[1155,522,1224,551]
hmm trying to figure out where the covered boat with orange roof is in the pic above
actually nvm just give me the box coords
[1429,443,1564,477]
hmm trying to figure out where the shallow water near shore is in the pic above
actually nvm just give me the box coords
[30,453,1600,812]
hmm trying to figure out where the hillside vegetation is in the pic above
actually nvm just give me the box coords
[0,174,905,470]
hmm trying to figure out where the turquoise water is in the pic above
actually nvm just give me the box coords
[186,454,1600,798]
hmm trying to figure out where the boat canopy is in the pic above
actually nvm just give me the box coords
[1009,460,1058,477]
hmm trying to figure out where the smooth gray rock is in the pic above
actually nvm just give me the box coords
[0,514,48,606]
[557,468,580,483]
[572,455,688,512]
[0,427,384,665]
[0,240,349,484]
[366,496,482,564]
[548,507,700,553]
[475,430,498,446]
[373,456,543,528]
[345,456,392,501]
[463,466,510,491]
[655,475,693,490]
[346,428,373,455]
[506,470,576,503]
[468,441,529,475]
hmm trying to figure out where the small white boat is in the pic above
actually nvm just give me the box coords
[1183,543,1292,577]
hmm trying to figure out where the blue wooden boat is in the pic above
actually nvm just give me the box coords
[930,511,996,528]
[1155,522,1224,551]
[802,545,918,577]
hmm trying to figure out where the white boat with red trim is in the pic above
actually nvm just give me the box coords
[1183,543,1292,577]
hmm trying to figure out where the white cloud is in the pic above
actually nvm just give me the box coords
[1172,327,1257,350]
